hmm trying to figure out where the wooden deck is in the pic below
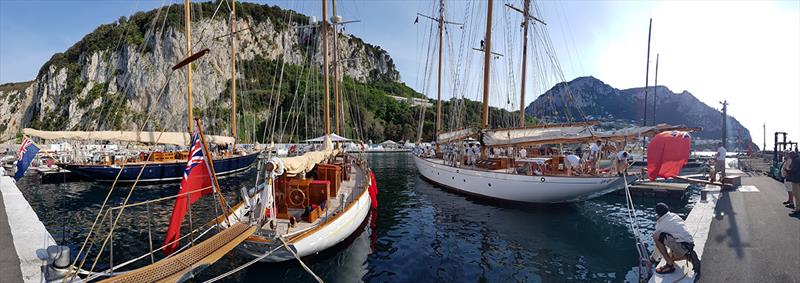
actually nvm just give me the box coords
[97,223,255,283]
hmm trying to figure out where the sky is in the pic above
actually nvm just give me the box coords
[1,0,798,149]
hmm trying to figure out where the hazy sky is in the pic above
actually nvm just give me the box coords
[1,0,798,149]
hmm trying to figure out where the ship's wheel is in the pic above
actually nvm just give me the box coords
[289,188,306,207]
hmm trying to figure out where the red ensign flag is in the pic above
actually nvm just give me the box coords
[163,131,213,255]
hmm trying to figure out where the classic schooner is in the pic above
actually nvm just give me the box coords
[412,0,691,203]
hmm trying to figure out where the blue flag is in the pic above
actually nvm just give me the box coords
[14,137,40,181]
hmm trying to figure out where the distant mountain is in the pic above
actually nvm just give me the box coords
[525,76,755,151]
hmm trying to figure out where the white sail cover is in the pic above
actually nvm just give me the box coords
[483,124,691,146]
[22,128,235,146]
[483,126,593,145]
[303,133,351,143]
[280,136,338,176]
[437,128,476,143]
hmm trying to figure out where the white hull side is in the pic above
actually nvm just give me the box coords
[240,189,372,262]
[413,156,629,203]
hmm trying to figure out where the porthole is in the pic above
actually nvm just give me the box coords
[463,179,466,182]
[452,177,454,180]
[540,177,546,182]
[488,183,492,187]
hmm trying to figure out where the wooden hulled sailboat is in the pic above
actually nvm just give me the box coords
[55,1,374,282]
[23,0,259,183]
[226,0,376,262]
[413,0,688,203]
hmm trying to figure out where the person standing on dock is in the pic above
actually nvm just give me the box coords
[649,203,701,275]
[782,152,795,209]
[716,142,727,180]
[787,151,800,217]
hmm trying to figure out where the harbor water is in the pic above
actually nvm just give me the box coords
[15,153,700,282]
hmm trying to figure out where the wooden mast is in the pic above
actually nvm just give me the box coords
[185,0,194,132]
[332,0,341,135]
[435,0,444,142]
[481,0,493,129]
[642,18,652,126]
[230,0,237,144]
[518,0,530,127]
[322,0,331,135]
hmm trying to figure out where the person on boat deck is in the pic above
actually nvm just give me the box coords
[649,203,701,275]
[466,145,474,165]
[782,152,795,209]
[589,140,602,174]
[565,154,582,176]
[612,151,630,176]
[472,144,481,161]
[715,142,727,180]
[518,147,527,159]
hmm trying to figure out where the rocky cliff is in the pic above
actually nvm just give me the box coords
[0,2,401,140]
[525,76,755,150]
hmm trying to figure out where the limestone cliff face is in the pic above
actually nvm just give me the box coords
[0,2,400,140]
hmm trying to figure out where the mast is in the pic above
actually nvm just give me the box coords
[185,0,194,132]
[721,100,728,149]
[435,0,444,141]
[333,0,341,135]
[481,0,493,129]
[642,18,652,126]
[518,0,530,127]
[230,0,237,143]
[322,0,331,135]
[652,53,658,125]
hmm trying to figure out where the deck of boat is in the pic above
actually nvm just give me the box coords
[260,158,366,239]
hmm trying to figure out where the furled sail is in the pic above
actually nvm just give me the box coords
[482,124,697,146]
[437,128,477,143]
[22,128,235,146]
[275,136,338,176]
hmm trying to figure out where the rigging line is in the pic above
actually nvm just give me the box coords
[65,74,178,283]
[280,237,324,283]
[202,245,283,283]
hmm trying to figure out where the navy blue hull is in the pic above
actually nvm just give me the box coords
[59,153,259,182]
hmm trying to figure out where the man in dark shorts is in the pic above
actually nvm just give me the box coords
[649,203,701,276]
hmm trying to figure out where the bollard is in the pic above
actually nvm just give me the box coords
[47,245,70,268]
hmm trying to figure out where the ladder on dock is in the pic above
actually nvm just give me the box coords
[98,223,255,283]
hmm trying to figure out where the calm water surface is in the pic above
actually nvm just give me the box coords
[16,153,699,282]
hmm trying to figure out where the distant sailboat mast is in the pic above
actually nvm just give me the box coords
[230,0,238,143]
[653,53,659,125]
[322,0,332,135]
[185,0,194,132]
[642,18,652,126]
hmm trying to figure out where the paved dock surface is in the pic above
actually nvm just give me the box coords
[0,177,24,283]
[700,175,800,283]
[0,176,56,283]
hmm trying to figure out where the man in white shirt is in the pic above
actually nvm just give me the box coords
[588,140,602,174]
[650,203,701,275]
[518,147,527,159]
[611,151,630,176]
[716,142,727,180]
[565,154,581,176]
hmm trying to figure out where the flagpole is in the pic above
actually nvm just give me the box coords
[194,119,231,221]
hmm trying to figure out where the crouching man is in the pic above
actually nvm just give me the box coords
[649,203,701,276]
